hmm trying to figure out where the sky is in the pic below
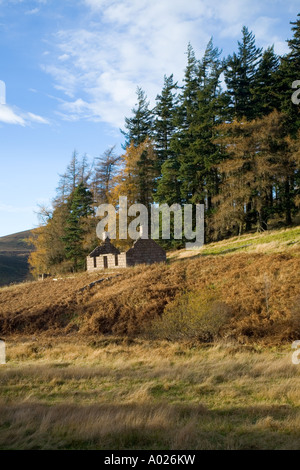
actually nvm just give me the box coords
[0,0,299,237]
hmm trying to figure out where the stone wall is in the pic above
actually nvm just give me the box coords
[86,256,96,271]
[87,238,166,271]
[118,253,127,268]
[86,252,128,271]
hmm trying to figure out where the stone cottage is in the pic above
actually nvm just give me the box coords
[86,232,166,271]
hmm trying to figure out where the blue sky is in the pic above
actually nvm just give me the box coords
[0,0,299,237]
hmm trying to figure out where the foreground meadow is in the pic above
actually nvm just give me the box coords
[0,337,299,450]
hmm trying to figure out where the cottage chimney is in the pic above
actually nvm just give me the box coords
[102,231,109,241]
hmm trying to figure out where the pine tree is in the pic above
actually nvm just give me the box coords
[153,74,178,170]
[252,46,280,117]
[278,14,300,134]
[225,27,262,121]
[121,87,153,148]
[120,87,157,207]
[137,139,158,207]
[275,14,300,218]
[155,158,181,205]
[174,43,200,139]
[168,43,200,205]
[155,44,198,206]
[170,40,224,210]
[187,38,224,208]
[63,183,94,271]
[288,14,300,62]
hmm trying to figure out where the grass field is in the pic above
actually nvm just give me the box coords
[0,337,299,450]
[0,226,299,450]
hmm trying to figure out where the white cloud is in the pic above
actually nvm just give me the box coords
[58,54,70,61]
[27,112,49,124]
[83,0,114,11]
[42,0,292,128]
[0,104,49,126]
[43,1,213,127]
[25,8,40,15]
[0,105,26,126]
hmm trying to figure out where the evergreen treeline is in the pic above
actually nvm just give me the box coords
[29,16,300,275]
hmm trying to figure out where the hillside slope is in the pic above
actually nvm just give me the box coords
[0,230,33,287]
[0,226,299,344]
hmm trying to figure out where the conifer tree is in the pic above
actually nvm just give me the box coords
[63,183,94,271]
[252,46,281,117]
[186,38,224,208]
[167,43,200,205]
[225,27,262,121]
[278,14,300,134]
[170,40,224,209]
[121,87,153,148]
[174,43,199,140]
[120,87,157,206]
[155,44,198,206]
[213,111,299,236]
[153,74,178,170]
[155,158,181,205]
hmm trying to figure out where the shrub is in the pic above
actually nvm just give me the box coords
[148,289,231,342]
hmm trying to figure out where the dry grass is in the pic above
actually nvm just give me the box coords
[0,337,299,450]
[0,249,299,344]
[0,228,299,449]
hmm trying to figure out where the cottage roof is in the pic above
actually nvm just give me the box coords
[126,237,166,256]
[89,238,120,257]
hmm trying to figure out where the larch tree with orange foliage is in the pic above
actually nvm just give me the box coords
[213,111,299,237]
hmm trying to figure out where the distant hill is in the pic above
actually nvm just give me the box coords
[0,229,34,286]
